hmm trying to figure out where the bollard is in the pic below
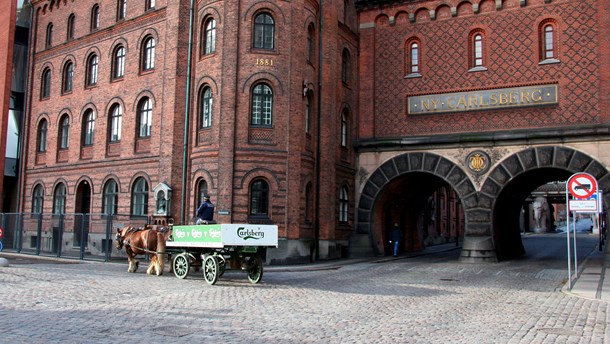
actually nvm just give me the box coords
[0,257,9,267]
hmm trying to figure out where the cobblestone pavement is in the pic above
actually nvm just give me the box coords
[0,234,608,344]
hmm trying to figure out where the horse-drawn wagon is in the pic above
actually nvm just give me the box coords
[165,223,278,285]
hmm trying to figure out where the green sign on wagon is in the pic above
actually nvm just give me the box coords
[168,224,223,248]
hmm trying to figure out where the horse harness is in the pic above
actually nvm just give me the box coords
[116,226,170,255]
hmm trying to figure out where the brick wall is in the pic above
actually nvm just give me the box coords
[23,0,358,250]
[357,0,603,138]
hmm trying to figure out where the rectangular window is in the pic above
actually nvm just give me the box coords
[118,0,127,20]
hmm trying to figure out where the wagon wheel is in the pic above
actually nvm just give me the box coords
[172,253,190,279]
[246,255,264,284]
[203,255,219,285]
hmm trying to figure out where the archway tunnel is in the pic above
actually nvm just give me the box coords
[493,168,576,260]
[372,172,465,256]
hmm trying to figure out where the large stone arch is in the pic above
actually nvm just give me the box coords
[356,152,478,257]
[480,145,610,260]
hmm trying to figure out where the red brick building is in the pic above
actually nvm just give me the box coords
[22,0,357,263]
[20,0,610,263]
[0,0,18,212]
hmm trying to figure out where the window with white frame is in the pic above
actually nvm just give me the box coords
[251,83,273,127]
[109,104,122,142]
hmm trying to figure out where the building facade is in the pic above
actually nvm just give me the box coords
[20,0,610,263]
[22,0,357,263]
[354,0,610,261]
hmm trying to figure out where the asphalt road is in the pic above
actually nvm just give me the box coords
[0,233,607,344]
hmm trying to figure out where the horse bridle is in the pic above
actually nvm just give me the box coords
[115,229,126,250]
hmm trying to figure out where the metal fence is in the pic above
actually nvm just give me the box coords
[0,213,152,261]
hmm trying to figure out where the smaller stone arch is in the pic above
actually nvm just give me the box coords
[480,146,610,260]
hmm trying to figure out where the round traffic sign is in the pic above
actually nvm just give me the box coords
[0,241,3,252]
[567,173,597,199]
[0,226,3,239]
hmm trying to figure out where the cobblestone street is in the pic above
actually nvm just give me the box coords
[0,234,608,343]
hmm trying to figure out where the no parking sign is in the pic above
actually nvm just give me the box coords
[0,227,3,252]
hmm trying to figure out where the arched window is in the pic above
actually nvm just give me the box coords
[339,186,348,223]
[90,5,100,31]
[540,22,558,61]
[196,179,208,214]
[141,36,155,71]
[103,179,118,215]
[37,119,48,152]
[253,12,274,50]
[86,54,98,86]
[341,49,350,84]
[53,183,66,215]
[473,34,483,67]
[46,23,53,48]
[32,184,44,213]
[137,97,152,138]
[251,83,273,127]
[117,0,127,21]
[41,68,51,99]
[408,41,420,75]
[82,109,95,146]
[67,14,75,40]
[109,104,122,142]
[307,24,314,63]
[341,110,348,147]
[469,31,486,69]
[58,115,70,149]
[199,86,213,128]
[131,177,148,216]
[249,179,269,216]
[62,61,73,94]
[202,18,216,56]
[112,46,125,79]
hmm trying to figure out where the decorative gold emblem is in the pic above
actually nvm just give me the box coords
[469,153,486,172]
[466,151,490,174]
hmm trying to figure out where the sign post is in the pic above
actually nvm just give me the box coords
[565,172,598,290]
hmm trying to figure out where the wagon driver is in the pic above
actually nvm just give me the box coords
[196,195,215,225]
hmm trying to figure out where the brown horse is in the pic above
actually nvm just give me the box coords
[115,225,171,275]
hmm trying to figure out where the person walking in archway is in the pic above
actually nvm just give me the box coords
[389,223,402,257]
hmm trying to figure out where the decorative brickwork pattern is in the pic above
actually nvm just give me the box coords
[367,2,599,137]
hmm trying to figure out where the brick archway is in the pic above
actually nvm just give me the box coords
[356,152,477,257]
[481,146,610,260]
[356,146,610,262]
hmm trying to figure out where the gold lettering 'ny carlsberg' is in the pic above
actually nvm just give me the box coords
[410,85,556,115]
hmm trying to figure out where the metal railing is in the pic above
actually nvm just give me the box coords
[0,213,152,261]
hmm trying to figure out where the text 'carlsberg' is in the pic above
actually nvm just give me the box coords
[237,227,265,240]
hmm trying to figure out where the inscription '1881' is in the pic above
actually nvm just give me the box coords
[408,84,558,115]
[255,58,274,66]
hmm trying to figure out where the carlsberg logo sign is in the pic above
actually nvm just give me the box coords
[237,227,265,240]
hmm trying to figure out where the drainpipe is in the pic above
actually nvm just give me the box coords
[180,0,195,224]
[314,1,324,260]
